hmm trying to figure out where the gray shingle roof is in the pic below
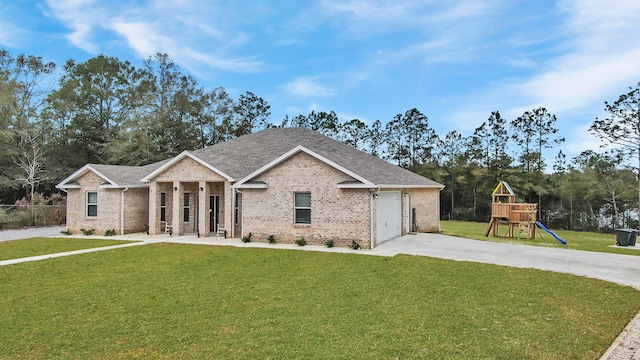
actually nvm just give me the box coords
[85,160,170,187]
[62,128,443,189]
[191,127,443,187]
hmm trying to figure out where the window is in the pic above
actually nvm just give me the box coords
[183,192,190,223]
[294,192,311,224]
[160,192,166,222]
[234,192,240,225]
[87,192,98,217]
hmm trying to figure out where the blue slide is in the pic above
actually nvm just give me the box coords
[535,221,567,245]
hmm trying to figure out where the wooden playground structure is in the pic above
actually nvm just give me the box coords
[484,181,537,239]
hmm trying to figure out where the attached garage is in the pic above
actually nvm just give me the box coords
[376,191,402,244]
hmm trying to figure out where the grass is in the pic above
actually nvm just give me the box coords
[441,220,640,256]
[1,243,639,359]
[0,237,135,261]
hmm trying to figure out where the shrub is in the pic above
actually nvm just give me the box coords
[80,228,94,236]
[104,229,116,236]
[268,235,276,244]
[60,229,71,235]
[351,240,361,250]
[325,239,334,248]
[295,237,307,246]
[241,232,252,243]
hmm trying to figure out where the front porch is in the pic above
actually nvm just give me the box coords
[148,180,235,237]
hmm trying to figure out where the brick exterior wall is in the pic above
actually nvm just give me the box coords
[241,152,372,248]
[123,188,149,233]
[406,188,440,233]
[148,156,228,236]
[65,171,148,235]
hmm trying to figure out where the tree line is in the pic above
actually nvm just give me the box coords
[1,49,638,232]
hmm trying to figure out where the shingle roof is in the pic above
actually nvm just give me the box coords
[59,128,444,189]
[191,127,443,188]
[90,161,169,186]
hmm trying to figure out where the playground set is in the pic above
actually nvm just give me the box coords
[484,181,566,244]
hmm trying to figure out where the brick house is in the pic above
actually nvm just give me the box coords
[56,128,444,248]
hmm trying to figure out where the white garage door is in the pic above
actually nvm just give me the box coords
[376,191,402,244]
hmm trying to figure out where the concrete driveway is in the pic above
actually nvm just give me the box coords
[375,233,640,290]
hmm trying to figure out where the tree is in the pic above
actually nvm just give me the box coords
[15,133,48,208]
[233,91,271,137]
[340,118,368,150]
[199,86,234,145]
[366,120,385,157]
[0,50,55,202]
[590,82,640,226]
[139,53,203,158]
[470,111,511,170]
[437,130,468,219]
[47,55,144,167]
[511,107,562,173]
[385,108,437,171]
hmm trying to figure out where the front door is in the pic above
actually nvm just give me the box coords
[209,195,219,232]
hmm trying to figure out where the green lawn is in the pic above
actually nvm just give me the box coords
[0,237,135,261]
[441,220,640,256]
[1,243,639,359]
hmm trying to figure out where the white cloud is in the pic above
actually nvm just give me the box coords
[283,77,333,97]
[0,20,19,47]
[45,0,101,53]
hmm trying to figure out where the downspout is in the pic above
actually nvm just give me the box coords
[231,187,236,238]
[121,188,129,235]
[370,187,379,249]
[370,191,374,249]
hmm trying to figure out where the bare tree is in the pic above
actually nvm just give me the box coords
[15,133,48,221]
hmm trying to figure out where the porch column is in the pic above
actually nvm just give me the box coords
[224,181,233,237]
[148,182,158,235]
[198,181,208,237]
[172,181,182,236]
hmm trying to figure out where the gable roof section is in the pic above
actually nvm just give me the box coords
[140,151,233,183]
[193,127,444,189]
[56,160,169,189]
[235,145,375,188]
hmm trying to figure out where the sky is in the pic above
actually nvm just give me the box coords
[2,0,640,164]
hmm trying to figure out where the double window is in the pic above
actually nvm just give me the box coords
[294,192,311,224]
[87,192,98,217]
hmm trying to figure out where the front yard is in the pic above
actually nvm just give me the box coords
[1,242,639,359]
[0,237,135,261]
[441,220,640,255]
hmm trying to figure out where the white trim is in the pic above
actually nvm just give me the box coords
[234,145,375,188]
[140,151,233,183]
[100,184,148,189]
[56,165,117,189]
[235,183,268,189]
[373,184,446,189]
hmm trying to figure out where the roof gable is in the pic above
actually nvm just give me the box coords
[235,145,375,188]
[56,165,118,189]
[140,151,233,183]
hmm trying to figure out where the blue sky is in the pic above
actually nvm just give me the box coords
[2,0,640,162]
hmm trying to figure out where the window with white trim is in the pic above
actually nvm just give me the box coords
[294,192,311,224]
[183,192,190,223]
[160,192,166,222]
[87,191,98,217]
